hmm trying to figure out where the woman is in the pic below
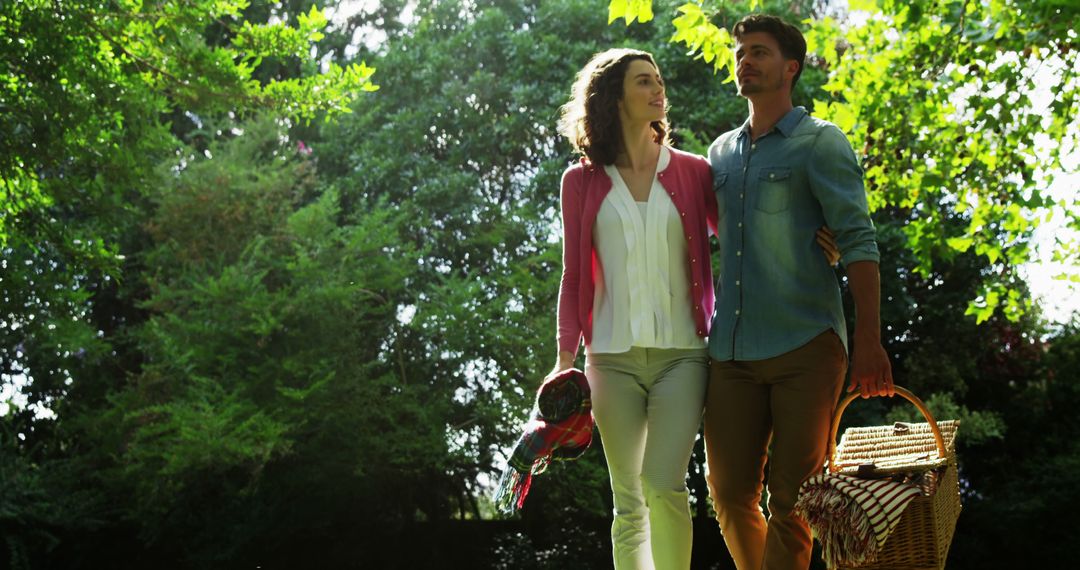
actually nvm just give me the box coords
[549,48,838,569]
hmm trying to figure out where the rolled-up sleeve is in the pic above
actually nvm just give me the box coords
[807,125,880,267]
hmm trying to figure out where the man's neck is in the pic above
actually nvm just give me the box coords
[746,94,794,141]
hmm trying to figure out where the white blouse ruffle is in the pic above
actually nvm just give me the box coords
[588,146,704,354]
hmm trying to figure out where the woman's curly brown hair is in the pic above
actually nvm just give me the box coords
[558,48,670,166]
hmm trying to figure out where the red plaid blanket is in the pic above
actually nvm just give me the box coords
[493,368,594,514]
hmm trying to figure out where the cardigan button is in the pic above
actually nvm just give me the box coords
[697,330,703,335]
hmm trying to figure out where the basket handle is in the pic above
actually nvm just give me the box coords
[826,385,947,473]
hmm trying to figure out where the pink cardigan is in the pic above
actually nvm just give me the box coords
[557,147,719,356]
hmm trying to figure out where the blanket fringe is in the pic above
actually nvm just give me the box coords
[493,468,534,515]
[795,480,879,568]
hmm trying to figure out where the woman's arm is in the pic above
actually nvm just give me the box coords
[816,227,841,266]
[554,167,584,372]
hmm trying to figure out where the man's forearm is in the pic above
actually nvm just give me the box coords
[846,260,882,342]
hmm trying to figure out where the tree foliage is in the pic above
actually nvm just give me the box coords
[0,0,376,250]
[2,0,1078,567]
[0,0,378,436]
[107,117,418,559]
[1,0,378,566]
[611,0,1080,322]
[610,1,1079,567]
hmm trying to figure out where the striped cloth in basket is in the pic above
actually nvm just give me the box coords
[795,473,924,568]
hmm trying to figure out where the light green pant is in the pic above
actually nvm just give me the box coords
[585,347,708,570]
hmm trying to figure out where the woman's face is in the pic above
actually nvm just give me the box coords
[617,58,666,125]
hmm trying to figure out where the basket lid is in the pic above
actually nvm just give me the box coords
[833,420,960,476]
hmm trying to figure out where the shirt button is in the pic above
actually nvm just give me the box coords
[770,173,775,179]
[681,212,686,217]
[751,144,757,150]
[736,280,741,286]
[740,193,744,199]
[694,282,699,287]
[735,310,741,315]
[737,250,742,256]
[697,330,703,335]
[687,235,692,240]
[738,222,743,228]
[691,258,696,263]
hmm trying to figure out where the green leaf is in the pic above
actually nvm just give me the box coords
[609,0,653,25]
[608,0,627,24]
[947,236,973,252]
[849,0,880,11]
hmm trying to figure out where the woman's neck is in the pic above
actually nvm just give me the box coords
[616,123,660,171]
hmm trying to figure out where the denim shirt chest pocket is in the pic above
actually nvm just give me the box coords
[713,172,728,221]
[754,166,792,214]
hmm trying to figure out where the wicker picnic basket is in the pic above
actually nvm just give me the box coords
[825,386,962,570]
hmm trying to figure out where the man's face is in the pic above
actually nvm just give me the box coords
[734,31,797,97]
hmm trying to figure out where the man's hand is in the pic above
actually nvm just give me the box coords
[847,337,894,398]
[844,261,893,398]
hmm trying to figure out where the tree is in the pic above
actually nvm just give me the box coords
[101,116,419,562]
[1,0,377,261]
[610,1,1080,567]
[610,0,1080,321]
[0,0,377,418]
[1,1,377,565]
[312,0,622,526]
[4,0,1074,566]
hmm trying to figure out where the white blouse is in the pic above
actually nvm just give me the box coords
[587,146,705,354]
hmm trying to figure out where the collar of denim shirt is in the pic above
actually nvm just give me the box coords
[737,105,809,142]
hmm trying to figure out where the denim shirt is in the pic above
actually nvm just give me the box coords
[707,106,879,361]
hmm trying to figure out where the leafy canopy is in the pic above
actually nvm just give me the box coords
[609,0,1080,322]
[0,0,377,254]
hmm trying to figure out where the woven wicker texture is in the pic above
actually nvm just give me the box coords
[833,421,959,476]
[824,387,962,570]
[837,465,962,570]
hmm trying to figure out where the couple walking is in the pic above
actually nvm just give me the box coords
[548,14,896,570]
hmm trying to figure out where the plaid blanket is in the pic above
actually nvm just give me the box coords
[794,473,924,568]
[493,368,594,514]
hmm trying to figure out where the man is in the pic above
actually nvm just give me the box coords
[703,14,895,570]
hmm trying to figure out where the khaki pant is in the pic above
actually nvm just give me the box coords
[703,331,847,570]
[585,347,708,570]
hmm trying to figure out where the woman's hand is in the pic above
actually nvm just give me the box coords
[816,227,841,267]
[545,351,576,382]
